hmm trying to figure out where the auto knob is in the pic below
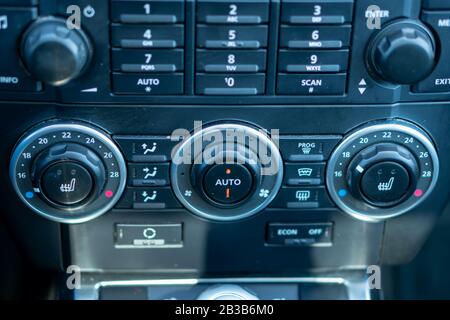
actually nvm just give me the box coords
[20,17,93,86]
[171,123,283,221]
[367,20,436,85]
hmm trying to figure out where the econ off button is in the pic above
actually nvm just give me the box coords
[202,164,253,205]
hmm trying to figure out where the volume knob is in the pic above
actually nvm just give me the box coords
[367,20,436,85]
[21,17,93,86]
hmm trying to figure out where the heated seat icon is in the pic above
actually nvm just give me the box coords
[377,177,395,191]
[60,178,76,193]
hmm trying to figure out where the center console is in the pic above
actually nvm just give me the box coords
[1,0,450,300]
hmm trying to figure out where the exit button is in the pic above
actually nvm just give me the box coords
[267,223,332,246]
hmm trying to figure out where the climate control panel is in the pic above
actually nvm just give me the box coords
[9,119,439,225]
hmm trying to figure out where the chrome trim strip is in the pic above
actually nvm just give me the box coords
[73,273,372,300]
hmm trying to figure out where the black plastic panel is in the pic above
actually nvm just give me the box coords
[1,0,450,277]
[0,0,450,104]
[0,102,449,274]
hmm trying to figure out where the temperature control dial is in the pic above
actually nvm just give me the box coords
[171,124,283,221]
[10,122,127,223]
[326,121,439,222]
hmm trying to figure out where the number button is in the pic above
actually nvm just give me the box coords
[280,25,352,49]
[111,0,185,23]
[196,50,267,73]
[196,1,270,24]
[196,74,266,95]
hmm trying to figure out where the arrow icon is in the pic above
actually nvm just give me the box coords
[358,79,367,95]
[81,87,98,93]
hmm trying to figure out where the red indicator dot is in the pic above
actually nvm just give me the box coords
[414,189,424,198]
[105,190,114,198]
[226,168,231,174]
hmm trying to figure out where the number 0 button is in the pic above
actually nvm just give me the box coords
[196,74,265,95]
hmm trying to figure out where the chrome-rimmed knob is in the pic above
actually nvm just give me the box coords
[171,123,283,221]
[10,122,127,224]
[326,120,439,222]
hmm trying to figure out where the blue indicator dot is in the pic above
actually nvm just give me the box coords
[25,191,34,199]
[338,189,347,198]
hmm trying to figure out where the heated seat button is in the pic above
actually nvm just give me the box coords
[203,164,253,205]
[197,0,269,24]
[280,25,351,49]
[41,162,93,206]
[361,161,411,204]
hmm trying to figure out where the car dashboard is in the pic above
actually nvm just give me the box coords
[1,0,450,301]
